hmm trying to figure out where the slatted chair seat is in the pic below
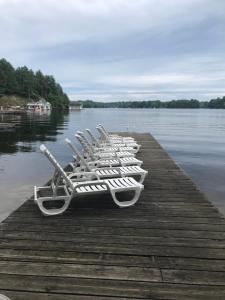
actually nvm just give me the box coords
[76,184,108,193]
[105,177,140,191]
[97,159,120,166]
[96,169,119,176]
[109,137,134,141]
[97,156,142,166]
[74,177,139,194]
[119,157,140,164]
[94,146,136,153]
[119,165,143,173]
[96,151,134,159]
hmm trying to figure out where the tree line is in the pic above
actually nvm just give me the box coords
[0,58,69,109]
[71,97,225,109]
[2,57,225,110]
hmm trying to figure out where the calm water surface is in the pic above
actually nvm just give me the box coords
[0,108,225,221]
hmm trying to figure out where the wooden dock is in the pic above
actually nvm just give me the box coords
[0,133,225,299]
[0,110,26,115]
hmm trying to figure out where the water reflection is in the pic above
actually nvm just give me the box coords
[0,111,69,154]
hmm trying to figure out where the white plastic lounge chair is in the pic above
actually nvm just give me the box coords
[96,125,137,145]
[86,128,140,153]
[69,138,143,168]
[98,124,135,141]
[77,131,136,154]
[34,145,144,216]
[75,135,143,167]
[96,125,140,150]
[65,139,147,183]
[97,125,134,141]
[0,294,11,300]
[76,133,135,159]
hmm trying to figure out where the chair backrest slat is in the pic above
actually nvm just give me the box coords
[86,129,100,147]
[97,126,109,141]
[98,124,109,137]
[75,134,95,160]
[77,131,94,151]
[77,131,91,146]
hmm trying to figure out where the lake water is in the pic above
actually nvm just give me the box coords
[0,108,225,221]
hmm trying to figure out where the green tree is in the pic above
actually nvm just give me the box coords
[208,97,225,108]
[15,66,36,99]
[0,58,17,95]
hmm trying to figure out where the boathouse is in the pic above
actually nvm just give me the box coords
[27,99,51,111]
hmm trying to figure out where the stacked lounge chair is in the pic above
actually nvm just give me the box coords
[34,125,148,216]
[85,129,140,153]
[76,132,135,159]
[97,124,137,143]
[65,138,147,183]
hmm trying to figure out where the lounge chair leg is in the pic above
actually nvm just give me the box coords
[139,172,147,184]
[136,145,141,152]
[110,188,142,208]
[36,197,71,216]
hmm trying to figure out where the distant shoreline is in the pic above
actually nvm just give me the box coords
[71,107,224,109]
[71,98,225,109]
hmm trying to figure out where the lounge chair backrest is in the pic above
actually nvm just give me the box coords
[96,126,108,140]
[98,124,109,137]
[97,126,110,142]
[86,129,100,147]
[65,138,91,172]
[77,131,94,150]
[40,144,74,189]
[76,133,93,152]
[75,134,95,160]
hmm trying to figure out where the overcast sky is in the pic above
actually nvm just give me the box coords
[0,0,225,101]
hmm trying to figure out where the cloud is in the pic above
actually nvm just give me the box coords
[0,0,225,101]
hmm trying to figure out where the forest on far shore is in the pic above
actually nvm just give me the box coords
[0,58,69,109]
[71,97,225,109]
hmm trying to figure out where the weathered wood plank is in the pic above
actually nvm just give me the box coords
[3,223,225,239]
[0,261,162,282]
[1,231,225,249]
[7,208,222,218]
[0,274,225,299]
[0,248,156,267]
[162,269,225,285]
[157,257,225,272]
[0,239,225,259]
[0,291,140,300]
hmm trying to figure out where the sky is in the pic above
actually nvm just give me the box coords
[0,0,225,102]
